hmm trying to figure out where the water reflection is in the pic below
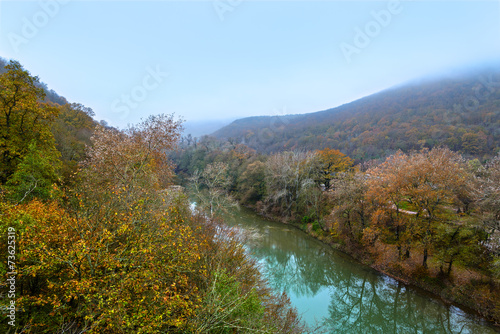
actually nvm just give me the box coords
[326,274,479,333]
[224,209,499,334]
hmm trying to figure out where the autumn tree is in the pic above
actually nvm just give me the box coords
[474,153,500,277]
[189,161,237,217]
[264,151,317,218]
[237,160,266,204]
[461,132,487,155]
[365,151,413,259]
[5,141,61,202]
[315,148,354,190]
[51,102,97,184]
[78,114,182,214]
[433,222,486,276]
[366,148,472,268]
[0,60,60,184]
[328,171,369,245]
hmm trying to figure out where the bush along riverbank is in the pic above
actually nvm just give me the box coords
[173,137,500,326]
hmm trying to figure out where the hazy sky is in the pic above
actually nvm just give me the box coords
[1,0,499,128]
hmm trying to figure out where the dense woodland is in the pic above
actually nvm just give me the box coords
[172,132,500,324]
[213,68,500,161]
[0,60,307,333]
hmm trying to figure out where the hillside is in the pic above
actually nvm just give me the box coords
[0,58,99,183]
[213,67,500,160]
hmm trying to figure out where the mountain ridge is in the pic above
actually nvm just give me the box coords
[212,66,500,160]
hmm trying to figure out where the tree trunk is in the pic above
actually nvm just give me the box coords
[404,247,410,260]
[447,259,453,276]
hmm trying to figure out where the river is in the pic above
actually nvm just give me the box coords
[222,207,499,334]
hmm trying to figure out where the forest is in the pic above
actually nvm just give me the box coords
[172,133,500,325]
[213,68,500,161]
[0,60,307,333]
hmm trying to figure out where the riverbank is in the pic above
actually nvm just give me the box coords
[173,140,500,330]
[246,205,500,329]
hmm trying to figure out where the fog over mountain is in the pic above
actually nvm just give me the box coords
[212,65,500,160]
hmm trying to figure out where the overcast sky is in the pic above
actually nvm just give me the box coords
[1,0,499,128]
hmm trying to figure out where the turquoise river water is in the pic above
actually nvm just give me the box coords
[223,207,499,334]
